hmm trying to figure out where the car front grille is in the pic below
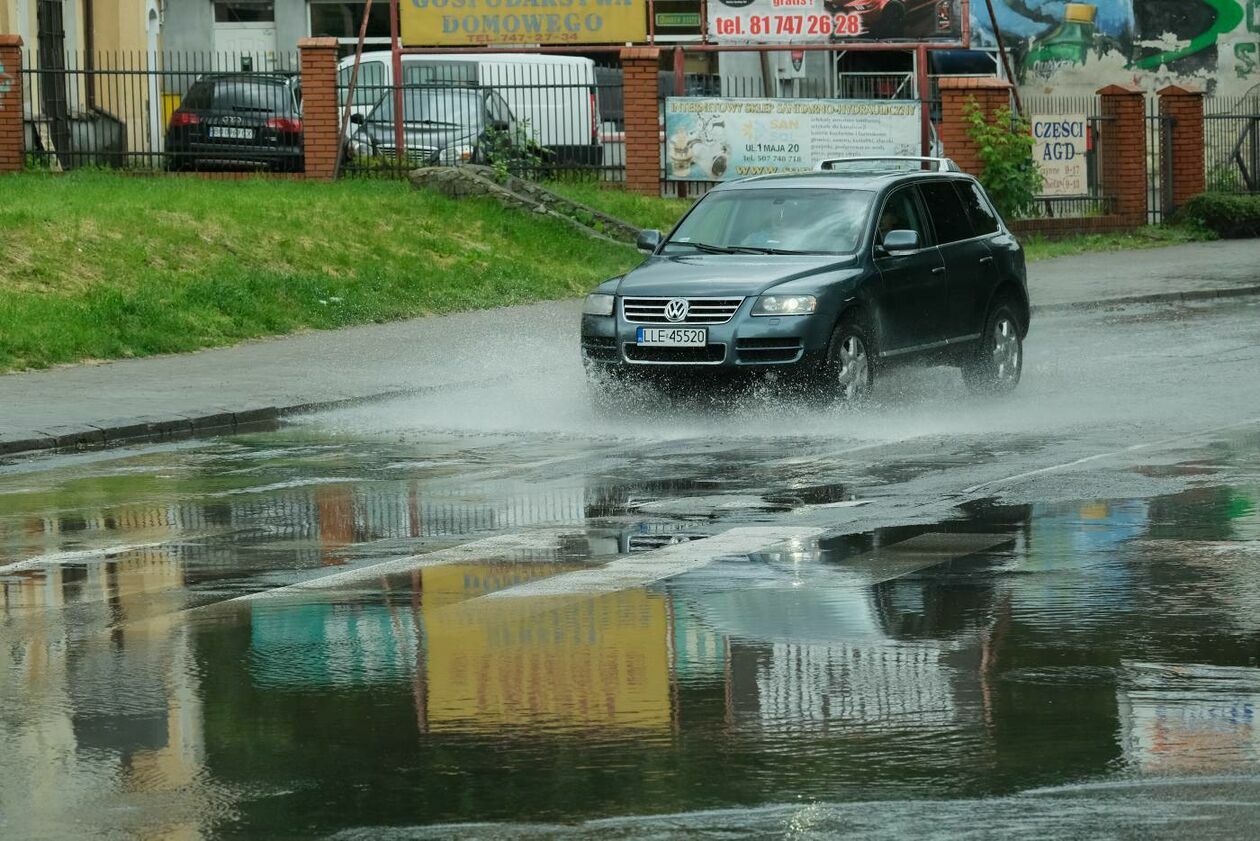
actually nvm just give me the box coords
[623,343,726,364]
[621,297,744,325]
[735,337,804,364]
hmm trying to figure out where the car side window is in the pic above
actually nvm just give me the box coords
[920,181,976,244]
[954,181,1000,236]
[876,188,928,249]
[485,92,512,126]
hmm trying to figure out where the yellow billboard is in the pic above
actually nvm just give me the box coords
[401,0,648,47]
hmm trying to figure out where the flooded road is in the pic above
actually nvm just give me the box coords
[3,300,1260,840]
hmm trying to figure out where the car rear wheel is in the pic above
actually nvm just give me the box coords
[963,300,1023,396]
[825,314,875,405]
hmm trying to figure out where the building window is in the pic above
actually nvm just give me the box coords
[215,2,276,23]
[309,2,392,41]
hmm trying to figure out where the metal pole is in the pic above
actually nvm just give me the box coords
[916,44,931,157]
[334,0,376,179]
[390,0,405,171]
[983,0,1022,115]
[673,46,687,199]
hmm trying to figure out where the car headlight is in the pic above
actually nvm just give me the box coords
[439,143,475,166]
[751,295,817,316]
[583,293,615,317]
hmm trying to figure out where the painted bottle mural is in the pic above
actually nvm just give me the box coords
[1024,3,1099,80]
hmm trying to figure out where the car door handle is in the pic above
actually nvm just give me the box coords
[932,266,946,274]
[978,256,994,265]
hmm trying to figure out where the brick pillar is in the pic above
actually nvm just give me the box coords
[298,37,340,179]
[0,36,23,174]
[1157,84,1206,213]
[620,47,660,197]
[937,76,1013,178]
[1098,83,1148,226]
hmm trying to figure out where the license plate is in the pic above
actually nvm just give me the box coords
[636,327,707,347]
[209,126,254,140]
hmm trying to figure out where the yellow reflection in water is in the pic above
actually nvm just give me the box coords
[421,564,672,732]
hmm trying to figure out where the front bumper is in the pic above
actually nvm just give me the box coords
[580,299,833,373]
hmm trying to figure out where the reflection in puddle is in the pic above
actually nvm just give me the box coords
[3,436,1260,837]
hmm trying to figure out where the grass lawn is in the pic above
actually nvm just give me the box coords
[1020,225,1214,261]
[0,171,1217,373]
[0,172,639,371]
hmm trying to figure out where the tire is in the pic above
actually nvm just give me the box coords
[823,313,876,405]
[963,300,1023,396]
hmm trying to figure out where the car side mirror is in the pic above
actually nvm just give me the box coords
[882,229,920,253]
[636,229,663,254]
[348,112,365,125]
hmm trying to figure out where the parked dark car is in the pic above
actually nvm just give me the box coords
[822,0,952,39]
[345,85,517,167]
[580,160,1030,402]
[165,73,303,172]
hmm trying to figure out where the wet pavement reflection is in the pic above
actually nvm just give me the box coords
[2,431,1260,839]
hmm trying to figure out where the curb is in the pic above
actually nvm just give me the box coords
[2,285,1259,461]
[1032,283,1260,314]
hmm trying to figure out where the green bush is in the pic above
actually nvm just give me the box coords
[1175,192,1260,239]
[963,97,1044,220]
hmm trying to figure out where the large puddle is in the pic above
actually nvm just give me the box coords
[2,431,1260,839]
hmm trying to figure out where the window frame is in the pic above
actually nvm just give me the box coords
[872,184,934,256]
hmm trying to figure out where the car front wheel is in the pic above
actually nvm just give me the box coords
[963,301,1023,395]
[825,314,875,405]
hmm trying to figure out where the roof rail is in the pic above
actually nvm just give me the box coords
[814,156,961,173]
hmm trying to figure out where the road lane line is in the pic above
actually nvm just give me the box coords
[485,526,824,598]
[234,528,577,602]
[962,416,1260,495]
[842,532,1015,585]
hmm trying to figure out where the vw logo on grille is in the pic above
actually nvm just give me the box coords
[663,298,690,323]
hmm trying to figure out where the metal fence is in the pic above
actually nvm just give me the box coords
[20,50,625,181]
[22,51,301,172]
[338,60,625,181]
[1205,95,1260,195]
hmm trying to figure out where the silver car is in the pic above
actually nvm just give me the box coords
[347,85,517,166]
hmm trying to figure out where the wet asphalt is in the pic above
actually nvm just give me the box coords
[2,299,1260,840]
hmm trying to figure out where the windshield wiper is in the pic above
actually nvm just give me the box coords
[667,241,738,254]
[725,245,815,255]
[405,119,461,127]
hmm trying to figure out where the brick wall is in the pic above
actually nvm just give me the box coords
[298,37,340,180]
[1157,85,1206,214]
[937,76,1013,179]
[1098,83,1148,227]
[620,47,660,197]
[0,36,22,174]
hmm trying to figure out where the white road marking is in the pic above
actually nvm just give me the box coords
[842,532,1014,585]
[0,539,193,576]
[235,528,576,602]
[485,526,824,598]
[963,416,1260,495]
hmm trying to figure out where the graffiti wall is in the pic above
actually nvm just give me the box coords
[972,1,1260,96]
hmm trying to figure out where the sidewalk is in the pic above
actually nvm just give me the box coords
[1,240,1257,456]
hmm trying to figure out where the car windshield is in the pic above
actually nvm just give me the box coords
[369,88,482,127]
[665,188,873,255]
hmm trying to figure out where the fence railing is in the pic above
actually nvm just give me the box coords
[1205,95,1260,195]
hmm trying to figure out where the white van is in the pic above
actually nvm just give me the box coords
[337,51,602,165]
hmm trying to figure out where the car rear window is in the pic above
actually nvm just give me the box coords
[919,180,976,244]
[210,79,293,112]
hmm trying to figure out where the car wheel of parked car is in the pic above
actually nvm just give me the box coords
[963,300,1023,396]
[166,154,194,173]
[825,314,875,405]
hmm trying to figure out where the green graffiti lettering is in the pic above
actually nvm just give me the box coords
[1237,42,1259,77]
[1134,0,1246,70]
